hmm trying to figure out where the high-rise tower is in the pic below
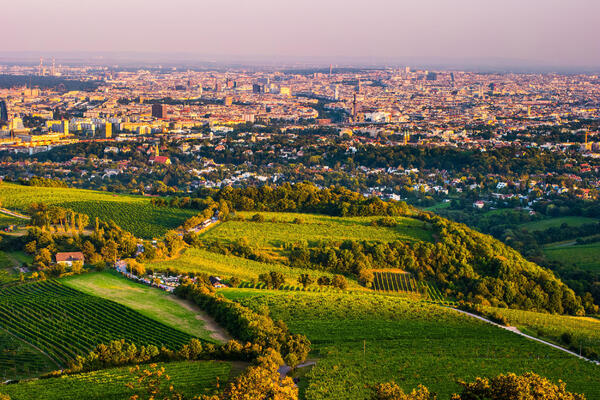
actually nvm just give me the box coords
[0,100,8,122]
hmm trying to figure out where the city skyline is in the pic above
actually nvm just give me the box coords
[3,0,600,70]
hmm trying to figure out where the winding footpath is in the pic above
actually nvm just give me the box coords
[0,208,30,220]
[450,308,600,366]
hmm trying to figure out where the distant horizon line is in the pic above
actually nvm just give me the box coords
[1,51,599,74]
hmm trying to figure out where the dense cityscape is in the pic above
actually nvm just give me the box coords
[1,1,600,399]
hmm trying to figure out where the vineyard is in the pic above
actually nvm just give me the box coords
[63,272,221,342]
[147,247,358,288]
[0,280,195,376]
[0,182,196,238]
[203,211,433,252]
[486,306,600,358]
[0,360,232,400]
[222,289,600,400]
[0,329,57,381]
[371,271,446,302]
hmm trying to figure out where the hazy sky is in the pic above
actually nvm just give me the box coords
[3,0,600,67]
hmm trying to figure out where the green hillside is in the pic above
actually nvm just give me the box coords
[222,289,600,400]
[0,182,196,238]
[203,212,432,250]
[62,272,220,342]
[544,242,600,272]
[147,247,358,288]
[0,280,196,379]
[486,306,600,358]
[519,216,599,231]
[0,360,232,400]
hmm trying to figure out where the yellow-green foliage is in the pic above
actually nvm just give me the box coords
[486,306,600,359]
[203,212,432,251]
[147,248,356,287]
[0,182,196,238]
[0,361,231,400]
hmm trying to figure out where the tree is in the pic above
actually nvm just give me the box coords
[164,231,185,257]
[71,261,84,274]
[453,372,585,400]
[358,269,375,288]
[371,383,436,400]
[200,359,297,400]
[331,274,348,290]
[269,271,285,289]
[128,259,146,276]
[297,274,314,288]
[317,276,331,286]
[229,276,241,287]
[126,363,182,400]
[33,248,52,270]
[251,213,265,222]
[24,241,37,255]
[101,240,118,264]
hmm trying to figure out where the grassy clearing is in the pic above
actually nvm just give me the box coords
[62,272,218,342]
[202,212,432,252]
[543,242,600,272]
[519,216,598,231]
[222,289,600,400]
[422,202,452,211]
[0,360,231,400]
[148,248,360,288]
[0,182,196,238]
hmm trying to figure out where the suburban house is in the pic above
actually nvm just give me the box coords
[55,252,85,266]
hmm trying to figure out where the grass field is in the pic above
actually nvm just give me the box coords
[486,306,600,358]
[0,360,232,400]
[148,247,360,288]
[543,242,600,271]
[222,289,600,400]
[0,182,196,238]
[62,272,219,342]
[519,216,598,231]
[202,212,432,252]
[0,280,195,376]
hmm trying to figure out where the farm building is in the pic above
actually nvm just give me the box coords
[56,252,85,266]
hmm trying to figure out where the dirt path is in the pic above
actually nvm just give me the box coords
[451,308,600,366]
[0,208,30,220]
[167,296,233,343]
[278,361,317,381]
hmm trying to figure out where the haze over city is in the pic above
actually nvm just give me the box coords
[1,1,600,400]
[3,0,600,70]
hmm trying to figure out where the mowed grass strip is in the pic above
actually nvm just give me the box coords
[62,272,219,342]
[221,289,600,400]
[202,211,432,250]
[0,360,232,400]
[0,182,196,238]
